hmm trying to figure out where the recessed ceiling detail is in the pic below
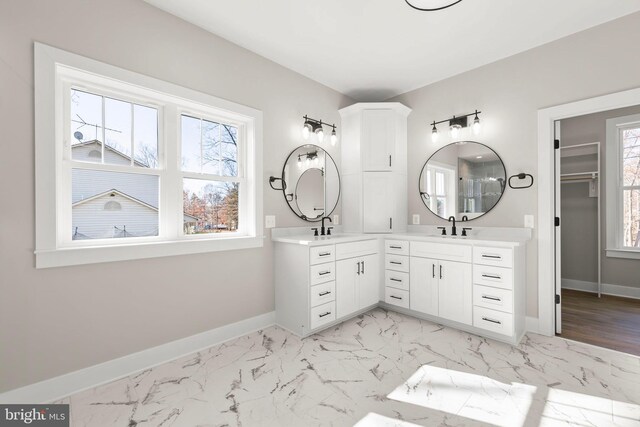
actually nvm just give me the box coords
[144,0,640,101]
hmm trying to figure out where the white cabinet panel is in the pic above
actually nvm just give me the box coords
[362,109,395,172]
[473,284,513,314]
[438,260,472,325]
[409,257,439,316]
[385,254,409,272]
[310,262,335,286]
[472,265,514,290]
[310,245,335,265]
[473,246,513,268]
[359,254,380,308]
[310,301,336,330]
[385,240,409,256]
[411,241,472,263]
[310,282,336,308]
[473,306,514,336]
[385,287,409,309]
[363,172,394,233]
[385,270,409,291]
[336,239,378,260]
[336,258,359,318]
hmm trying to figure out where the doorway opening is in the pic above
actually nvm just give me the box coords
[553,106,640,355]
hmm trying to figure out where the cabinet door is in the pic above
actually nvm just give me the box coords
[438,260,472,325]
[409,257,439,316]
[336,258,360,318]
[359,254,380,309]
[362,109,395,171]
[363,172,394,233]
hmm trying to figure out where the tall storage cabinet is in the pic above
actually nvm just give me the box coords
[339,103,411,234]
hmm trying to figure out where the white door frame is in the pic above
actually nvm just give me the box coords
[537,87,640,336]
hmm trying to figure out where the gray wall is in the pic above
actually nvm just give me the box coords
[390,11,640,317]
[560,106,640,288]
[0,0,352,393]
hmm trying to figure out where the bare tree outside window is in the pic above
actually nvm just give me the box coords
[622,128,640,247]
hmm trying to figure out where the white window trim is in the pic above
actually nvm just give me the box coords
[35,43,263,268]
[605,113,640,260]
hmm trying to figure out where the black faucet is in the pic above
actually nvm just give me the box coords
[461,215,469,222]
[321,216,332,236]
[448,216,457,236]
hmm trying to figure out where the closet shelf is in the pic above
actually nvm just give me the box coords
[560,142,599,158]
[560,171,598,182]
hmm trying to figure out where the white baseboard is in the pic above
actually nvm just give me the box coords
[525,316,540,334]
[561,278,640,300]
[0,311,275,404]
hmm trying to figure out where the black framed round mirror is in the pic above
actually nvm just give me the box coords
[419,141,506,221]
[281,145,340,222]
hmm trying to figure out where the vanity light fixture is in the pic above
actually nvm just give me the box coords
[405,0,463,12]
[430,110,482,142]
[301,115,338,145]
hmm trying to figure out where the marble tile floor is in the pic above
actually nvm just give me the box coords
[55,308,640,426]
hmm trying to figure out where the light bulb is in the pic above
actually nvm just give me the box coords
[305,156,311,166]
[450,124,461,139]
[472,116,481,135]
[297,156,303,169]
[314,156,319,166]
[302,121,313,140]
[316,127,324,143]
[330,128,338,146]
[431,125,439,143]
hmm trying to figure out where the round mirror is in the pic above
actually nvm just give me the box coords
[419,141,506,221]
[281,145,340,222]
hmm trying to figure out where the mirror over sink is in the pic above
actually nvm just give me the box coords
[419,141,506,221]
[280,144,340,222]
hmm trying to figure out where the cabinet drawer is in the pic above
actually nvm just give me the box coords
[472,265,513,290]
[411,241,472,263]
[385,270,409,291]
[385,240,409,256]
[385,254,409,272]
[473,246,513,268]
[310,301,336,330]
[310,245,335,265]
[310,262,335,286]
[336,239,378,260]
[310,282,336,307]
[385,287,409,309]
[473,306,514,336]
[473,284,513,314]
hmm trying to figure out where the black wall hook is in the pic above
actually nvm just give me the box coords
[508,173,534,189]
[269,176,286,191]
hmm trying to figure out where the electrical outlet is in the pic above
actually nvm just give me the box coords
[524,215,534,229]
[412,214,420,225]
[333,215,339,225]
[265,215,276,229]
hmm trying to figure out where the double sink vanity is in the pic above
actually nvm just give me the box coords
[270,101,530,346]
[273,228,528,345]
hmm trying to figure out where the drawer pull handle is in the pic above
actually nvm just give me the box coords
[482,274,501,280]
[482,295,501,302]
[482,317,502,325]
[390,278,402,282]
[319,252,331,257]
[390,295,403,300]
[482,254,502,260]
[319,312,332,318]
[390,261,402,265]
[319,291,331,297]
[390,245,402,249]
[318,271,331,276]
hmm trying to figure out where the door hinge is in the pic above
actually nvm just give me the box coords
[555,217,560,227]
[555,294,561,304]
[554,139,560,149]
[389,218,393,230]
[389,155,392,167]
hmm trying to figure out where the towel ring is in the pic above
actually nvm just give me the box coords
[508,173,534,189]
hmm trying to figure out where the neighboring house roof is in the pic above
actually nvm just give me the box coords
[72,140,149,167]
[72,189,199,223]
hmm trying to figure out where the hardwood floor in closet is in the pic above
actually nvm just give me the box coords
[560,289,640,356]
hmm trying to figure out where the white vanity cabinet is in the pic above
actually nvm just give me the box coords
[336,240,380,318]
[384,240,410,308]
[275,238,378,337]
[409,242,473,325]
[339,103,411,234]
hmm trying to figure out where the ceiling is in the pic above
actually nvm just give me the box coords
[144,0,640,101]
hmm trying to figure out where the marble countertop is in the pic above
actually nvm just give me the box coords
[271,230,529,247]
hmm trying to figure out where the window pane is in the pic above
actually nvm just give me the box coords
[623,128,640,186]
[623,189,640,248]
[202,119,220,175]
[72,169,159,240]
[133,104,159,169]
[104,97,132,165]
[70,89,103,163]
[181,115,202,173]
[183,179,239,235]
[436,171,445,195]
[221,124,238,177]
